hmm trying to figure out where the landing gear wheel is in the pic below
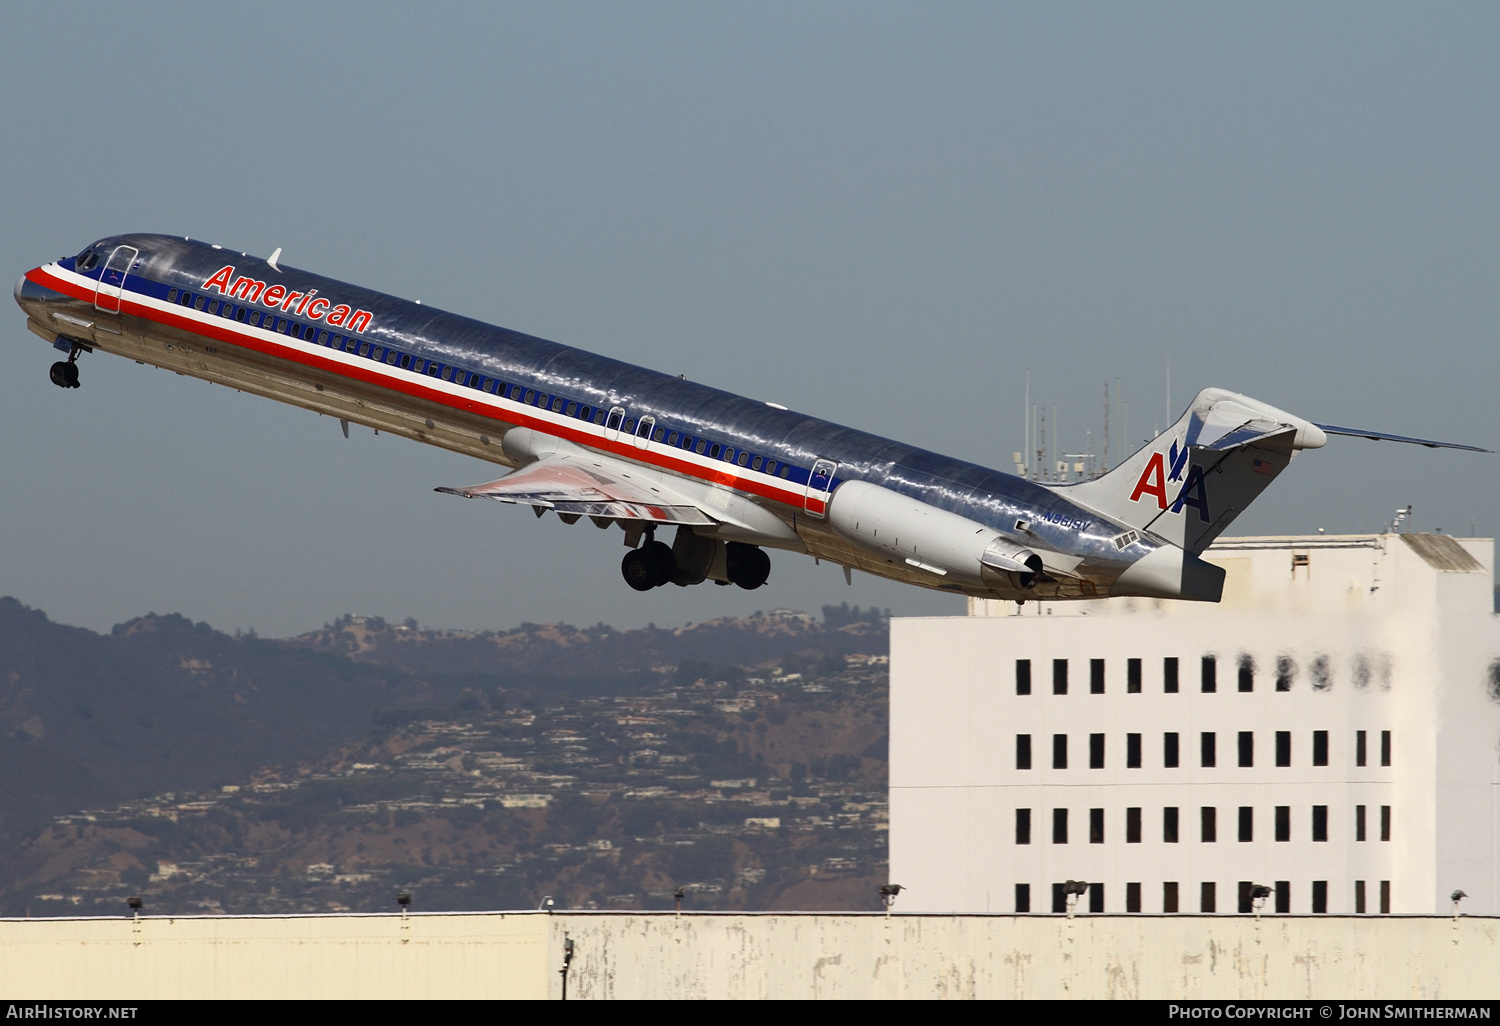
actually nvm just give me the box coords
[725,542,771,589]
[621,549,657,592]
[49,361,79,389]
[622,540,678,591]
[640,540,676,587]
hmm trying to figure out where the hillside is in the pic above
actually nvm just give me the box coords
[0,599,891,915]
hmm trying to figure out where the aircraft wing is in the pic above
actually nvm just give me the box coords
[436,454,719,526]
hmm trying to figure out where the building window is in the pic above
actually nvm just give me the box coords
[1238,806,1253,842]
[1381,730,1391,767]
[1163,882,1180,913]
[1201,882,1217,913]
[1126,807,1142,843]
[1275,881,1290,913]
[1313,731,1329,766]
[1127,733,1142,768]
[1356,804,1367,841]
[1201,732,1217,768]
[1126,882,1141,913]
[1276,731,1291,767]
[1015,808,1031,845]
[1356,730,1367,767]
[1355,880,1367,913]
[1016,734,1032,770]
[1275,806,1290,842]
[1238,881,1255,914]
[1089,808,1104,843]
[1238,731,1254,767]
[1201,807,1217,842]
[1380,881,1391,913]
[1164,732,1180,768]
[1164,807,1180,843]
[1127,658,1142,693]
[1276,656,1295,691]
[1312,881,1328,913]
[1089,883,1104,913]
[1015,883,1031,913]
[1052,883,1067,913]
[1015,659,1031,695]
[1202,655,1217,693]
[1238,654,1254,692]
[1090,659,1105,694]
[1380,805,1391,842]
[1053,659,1068,695]
[1089,733,1105,769]
[1052,808,1068,844]
[1312,806,1328,842]
[1164,657,1180,693]
[1053,734,1068,769]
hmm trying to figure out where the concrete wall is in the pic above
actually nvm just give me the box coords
[2,912,1497,999]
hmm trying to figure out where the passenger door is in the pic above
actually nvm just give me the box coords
[804,458,837,519]
[93,245,138,315]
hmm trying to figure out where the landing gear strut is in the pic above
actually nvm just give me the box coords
[49,341,84,389]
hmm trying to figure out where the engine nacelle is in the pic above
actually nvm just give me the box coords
[826,480,1042,588]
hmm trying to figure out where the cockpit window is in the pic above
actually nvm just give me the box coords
[75,248,100,272]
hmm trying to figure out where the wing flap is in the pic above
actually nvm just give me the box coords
[437,455,718,526]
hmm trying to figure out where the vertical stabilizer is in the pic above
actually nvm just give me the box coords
[1061,388,1326,555]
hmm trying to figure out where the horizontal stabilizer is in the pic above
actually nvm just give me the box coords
[1313,424,1491,453]
[437,455,717,526]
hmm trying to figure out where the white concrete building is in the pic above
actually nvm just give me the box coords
[890,533,1500,917]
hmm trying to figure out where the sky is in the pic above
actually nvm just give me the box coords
[1,2,1496,638]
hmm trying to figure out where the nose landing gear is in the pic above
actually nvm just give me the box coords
[49,340,85,389]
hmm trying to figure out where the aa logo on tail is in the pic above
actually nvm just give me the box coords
[1129,441,1210,522]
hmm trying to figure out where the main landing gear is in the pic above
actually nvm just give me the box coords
[49,339,85,389]
[620,527,771,592]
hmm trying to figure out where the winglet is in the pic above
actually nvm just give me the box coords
[267,247,282,272]
[1313,424,1491,453]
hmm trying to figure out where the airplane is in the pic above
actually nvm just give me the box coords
[14,234,1487,604]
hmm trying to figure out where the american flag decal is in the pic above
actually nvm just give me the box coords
[1252,458,1275,476]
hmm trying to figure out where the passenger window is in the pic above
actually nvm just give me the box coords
[780,465,791,478]
[223,305,235,318]
[360,343,372,357]
[442,367,453,381]
[235,308,247,322]
[400,354,412,370]
[246,311,260,326]
[525,390,536,404]
[305,326,317,340]
[427,364,439,377]
[180,292,193,306]
[752,456,763,471]
[593,410,606,425]
[167,289,178,302]
[696,439,708,454]
[410,358,423,372]
[723,448,735,462]
[765,460,776,475]
[566,402,578,416]
[552,397,564,411]
[386,351,399,365]
[668,432,679,446]
[454,371,467,385]
[710,444,721,459]
[535,393,548,407]
[680,435,692,449]
[737,451,750,466]
[195,297,207,311]
[623,419,636,434]
[484,378,495,392]
[654,427,666,442]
